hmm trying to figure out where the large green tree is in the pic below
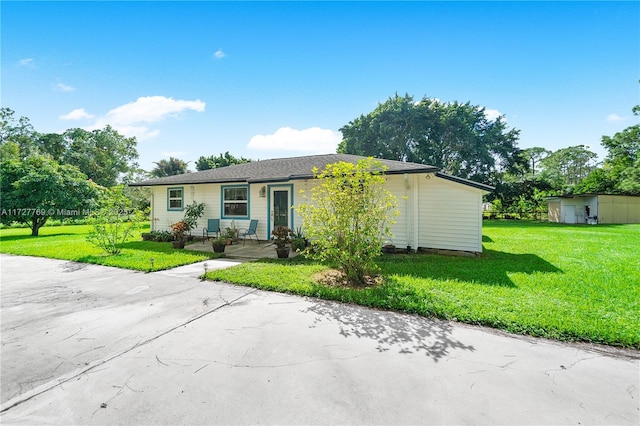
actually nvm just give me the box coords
[195,151,251,171]
[1,110,139,188]
[0,108,37,160]
[120,168,152,211]
[0,155,100,235]
[338,94,522,183]
[600,123,640,194]
[539,145,598,190]
[36,133,67,162]
[521,147,551,178]
[574,104,639,195]
[61,126,139,187]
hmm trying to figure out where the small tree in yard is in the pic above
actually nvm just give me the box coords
[0,155,99,236]
[183,200,205,230]
[296,158,399,286]
[86,186,142,255]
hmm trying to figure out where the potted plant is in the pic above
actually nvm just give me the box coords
[382,242,396,254]
[224,226,237,245]
[183,201,205,241]
[271,225,292,258]
[171,220,190,249]
[211,235,226,253]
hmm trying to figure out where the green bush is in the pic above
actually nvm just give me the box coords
[296,158,398,285]
[86,186,142,255]
[141,230,173,242]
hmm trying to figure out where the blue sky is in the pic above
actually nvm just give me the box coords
[2,1,639,171]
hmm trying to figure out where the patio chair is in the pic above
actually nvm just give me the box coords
[239,219,259,246]
[202,219,220,243]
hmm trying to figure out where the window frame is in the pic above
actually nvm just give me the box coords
[221,184,250,219]
[167,187,184,211]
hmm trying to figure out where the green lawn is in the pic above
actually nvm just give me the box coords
[204,221,640,349]
[0,224,219,271]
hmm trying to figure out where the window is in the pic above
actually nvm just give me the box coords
[222,185,249,218]
[167,187,184,211]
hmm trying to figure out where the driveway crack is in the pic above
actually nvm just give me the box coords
[0,288,257,414]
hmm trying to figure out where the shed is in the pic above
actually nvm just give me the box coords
[547,194,640,224]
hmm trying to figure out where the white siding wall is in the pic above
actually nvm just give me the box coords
[149,172,485,252]
[151,184,264,238]
[248,184,268,240]
[289,176,413,247]
[384,175,412,247]
[417,175,483,252]
[151,183,289,241]
[291,179,310,232]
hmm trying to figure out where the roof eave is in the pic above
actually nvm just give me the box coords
[435,172,494,192]
[129,177,248,187]
[385,167,439,175]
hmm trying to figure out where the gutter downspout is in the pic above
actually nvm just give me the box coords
[404,174,411,249]
[150,191,155,232]
[413,174,420,250]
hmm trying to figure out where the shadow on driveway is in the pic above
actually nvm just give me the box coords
[303,299,475,362]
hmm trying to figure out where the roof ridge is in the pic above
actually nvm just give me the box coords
[131,153,442,187]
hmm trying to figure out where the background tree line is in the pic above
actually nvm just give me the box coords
[339,94,639,218]
[2,91,638,234]
[0,108,251,235]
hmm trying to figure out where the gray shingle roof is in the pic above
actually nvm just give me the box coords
[130,154,440,187]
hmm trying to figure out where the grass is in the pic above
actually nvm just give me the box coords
[204,221,640,349]
[0,224,219,271]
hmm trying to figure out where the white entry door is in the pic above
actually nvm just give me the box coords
[564,205,576,224]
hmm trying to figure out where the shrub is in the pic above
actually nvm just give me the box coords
[296,158,398,285]
[183,200,205,229]
[86,186,141,255]
[151,230,173,242]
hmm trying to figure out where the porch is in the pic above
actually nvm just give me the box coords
[185,239,297,260]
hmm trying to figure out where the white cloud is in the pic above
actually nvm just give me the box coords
[484,108,502,122]
[110,125,160,141]
[248,127,342,154]
[606,113,626,123]
[214,49,226,59]
[84,96,206,141]
[18,58,35,68]
[59,108,94,120]
[102,96,205,125]
[54,83,75,92]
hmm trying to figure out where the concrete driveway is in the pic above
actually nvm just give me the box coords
[1,254,638,425]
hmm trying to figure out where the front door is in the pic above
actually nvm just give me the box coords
[564,205,576,224]
[271,189,290,229]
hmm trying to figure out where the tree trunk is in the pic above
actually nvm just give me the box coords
[30,216,48,236]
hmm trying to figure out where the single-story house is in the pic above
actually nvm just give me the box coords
[130,154,494,253]
[547,194,640,224]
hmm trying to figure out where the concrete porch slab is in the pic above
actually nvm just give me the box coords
[185,239,297,260]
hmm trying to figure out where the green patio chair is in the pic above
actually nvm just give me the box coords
[202,219,220,243]
[239,219,259,246]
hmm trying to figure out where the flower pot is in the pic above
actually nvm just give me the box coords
[212,243,226,253]
[172,241,186,249]
[276,247,290,259]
